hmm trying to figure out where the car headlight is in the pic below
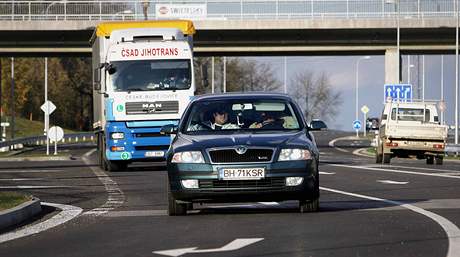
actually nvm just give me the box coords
[278,149,312,161]
[172,151,205,163]
[111,132,124,139]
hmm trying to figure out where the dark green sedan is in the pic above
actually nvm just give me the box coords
[161,93,327,215]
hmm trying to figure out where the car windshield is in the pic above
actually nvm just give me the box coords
[183,99,302,133]
[108,59,191,92]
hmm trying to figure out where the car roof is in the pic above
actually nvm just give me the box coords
[191,92,293,102]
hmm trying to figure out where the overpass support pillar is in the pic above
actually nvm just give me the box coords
[385,48,400,85]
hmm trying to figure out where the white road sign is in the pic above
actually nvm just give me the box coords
[0,122,10,127]
[48,126,64,142]
[361,105,369,114]
[40,101,56,115]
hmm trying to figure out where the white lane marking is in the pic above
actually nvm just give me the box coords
[0,169,64,173]
[153,238,264,257]
[377,180,409,185]
[329,164,460,180]
[366,164,460,174]
[0,185,74,189]
[328,136,352,153]
[0,178,44,181]
[257,202,280,206]
[82,149,125,216]
[104,210,167,217]
[319,171,336,175]
[320,186,460,257]
[0,202,82,244]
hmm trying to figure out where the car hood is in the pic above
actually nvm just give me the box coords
[172,131,315,152]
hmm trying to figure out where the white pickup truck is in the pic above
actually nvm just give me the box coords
[376,100,448,165]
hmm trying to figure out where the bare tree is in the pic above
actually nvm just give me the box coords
[289,70,342,122]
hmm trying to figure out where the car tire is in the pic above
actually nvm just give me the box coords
[435,157,443,165]
[299,198,319,213]
[168,192,187,216]
[383,154,391,164]
[426,156,434,165]
[376,153,383,163]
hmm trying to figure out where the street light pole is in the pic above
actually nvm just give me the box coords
[355,56,371,137]
[397,0,400,82]
[10,57,15,140]
[456,0,459,146]
[441,55,444,125]
[283,56,287,94]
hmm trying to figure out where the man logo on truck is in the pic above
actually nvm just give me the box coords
[142,103,162,113]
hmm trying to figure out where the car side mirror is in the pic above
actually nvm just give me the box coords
[309,120,328,131]
[160,124,178,135]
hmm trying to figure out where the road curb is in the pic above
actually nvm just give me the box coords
[0,198,42,231]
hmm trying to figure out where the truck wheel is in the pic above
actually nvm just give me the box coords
[435,157,443,165]
[426,156,434,165]
[383,154,391,164]
[107,161,127,172]
[168,192,187,216]
[376,154,383,163]
[299,198,319,213]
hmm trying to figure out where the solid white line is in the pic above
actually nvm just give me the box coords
[320,186,460,257]
[0,185,73,189]
[0,178,44,181]
[376,180,409,185]
[258,202,280,206]
[319,171,336,175]
[366,164,460,174]
[81,149,125,216]
[329,164,460,180]
[352,148,373,158]
[0,202,82,244]
[0,169,64,173]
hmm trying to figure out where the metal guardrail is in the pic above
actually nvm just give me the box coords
[0,132,95,150]
[0,0,457,21]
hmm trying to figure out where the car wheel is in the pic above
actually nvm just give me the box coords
[426,156,434,165]
[299,198,319,213]
[435,157,443,165]
[383,154,391,164]
[168,192,187,216]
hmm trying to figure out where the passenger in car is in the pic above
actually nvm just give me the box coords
[189,108,239,131]
[250,112,284,129]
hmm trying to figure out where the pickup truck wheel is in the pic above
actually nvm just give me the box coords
[435,157,443,165]
[426,156,434,165]
[383,154,391,164]
[376,154,383,163]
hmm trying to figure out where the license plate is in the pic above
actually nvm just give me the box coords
[145,151,164,157]
[219,168,265,180]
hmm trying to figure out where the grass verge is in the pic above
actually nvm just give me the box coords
[0,192,31,211]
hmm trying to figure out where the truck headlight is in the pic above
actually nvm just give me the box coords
[172,151,205,163]
[111,132,124,139]
[278,149,312,161]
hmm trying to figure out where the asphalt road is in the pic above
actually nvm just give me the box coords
[0,131,459,257]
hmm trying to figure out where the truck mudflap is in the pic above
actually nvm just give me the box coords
[104,121,177,161]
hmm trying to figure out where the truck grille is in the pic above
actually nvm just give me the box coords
[208,148,274,163]
[125,101,179,115]
[199,178,285,190]
[134,145,170,151]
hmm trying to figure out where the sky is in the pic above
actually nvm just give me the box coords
[242,55,458,131]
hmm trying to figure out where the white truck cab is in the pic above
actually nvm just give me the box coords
[376,100,448,165]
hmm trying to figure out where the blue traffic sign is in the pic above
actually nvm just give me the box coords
[353,120,362,130]
[384,84,412,101]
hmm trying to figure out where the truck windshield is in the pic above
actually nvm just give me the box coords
[109,59,191,92]
[391,108,430,122]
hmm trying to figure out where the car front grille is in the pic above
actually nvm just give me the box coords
[208,148,274,163]
[199,177,285,190]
